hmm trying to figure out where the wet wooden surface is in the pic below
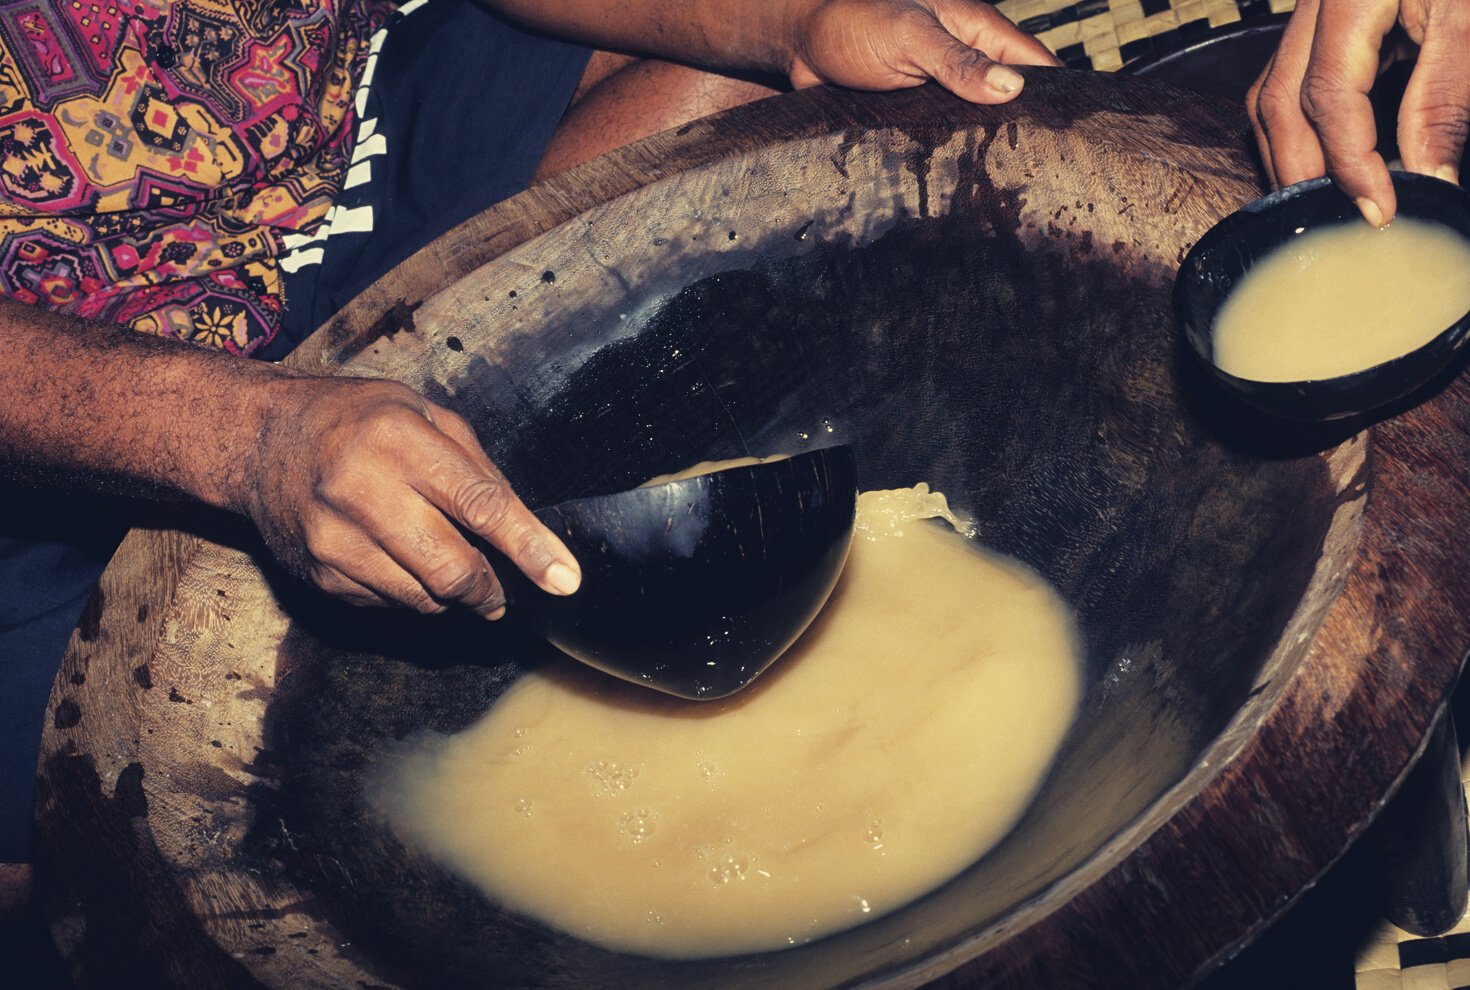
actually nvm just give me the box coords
[34,69,1470,989]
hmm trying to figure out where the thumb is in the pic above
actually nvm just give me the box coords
[1396,10,1470,184]
[904,20,1027,103]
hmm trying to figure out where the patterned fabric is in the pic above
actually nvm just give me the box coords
[0,0,396,356]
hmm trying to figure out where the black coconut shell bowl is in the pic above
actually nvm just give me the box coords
[492,445,857,700]
[34,72,1470,990]
[1175,170,1470,421]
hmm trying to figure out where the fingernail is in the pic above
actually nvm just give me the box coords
[487,605,506,621]
[545,561,581,596]
[988,66,1023,95]
[1355,197,1385,229]
[1436,164,1461,186]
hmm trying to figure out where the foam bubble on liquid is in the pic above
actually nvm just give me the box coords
[585,759,640,795]
[618,809,658,843]
[708,852,753,885]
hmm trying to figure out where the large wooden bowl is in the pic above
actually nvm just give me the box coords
[36,70,1470,989]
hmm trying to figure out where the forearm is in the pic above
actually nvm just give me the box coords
[0,298,289,509]
[485,0,808,77]
[0,298,582,614]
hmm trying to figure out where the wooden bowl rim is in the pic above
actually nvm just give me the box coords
[37,70,1470,989]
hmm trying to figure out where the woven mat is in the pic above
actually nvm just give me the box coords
[997,2,1470,987]
[996,0,1297,71]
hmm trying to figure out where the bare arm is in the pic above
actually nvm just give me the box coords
[486,0,1061,103]
[1,0,1055,620]
[0,300,580,618]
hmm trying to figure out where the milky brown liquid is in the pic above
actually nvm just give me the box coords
[371,486,1082,959]
[1213,217,1470,382]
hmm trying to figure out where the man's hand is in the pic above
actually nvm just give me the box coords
[787,0,1062,102]
[1248,0,1470,226]
[0,301,579,620]
[237,376,580,619]
[489,0,1060,104]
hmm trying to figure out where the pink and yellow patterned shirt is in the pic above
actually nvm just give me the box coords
[0,0,395,355]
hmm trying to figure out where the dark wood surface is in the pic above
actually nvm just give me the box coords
[34,69,1470,989]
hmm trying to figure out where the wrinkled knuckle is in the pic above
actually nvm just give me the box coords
[1254,77,1297,119]
[435,405,475,436]
[1414,100,1470,143]
[361,405,426,449]
[312,471,360,511]
[940,46,985,85]
[419,550,486,603]
[392,581,445,615]
[1299,73,1350,122]
[457,478,514,533]
[300,528,343,569]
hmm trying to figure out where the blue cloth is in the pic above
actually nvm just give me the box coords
[0,491,129,863]
[0,0,590,861]
[268,0,591,356]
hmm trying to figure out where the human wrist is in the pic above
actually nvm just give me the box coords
[206,365,312,519]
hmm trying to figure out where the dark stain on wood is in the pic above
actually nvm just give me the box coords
[77,587,104,642]
[332,298,421,361]
[36,749,264,989]
[53,698,80,730]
